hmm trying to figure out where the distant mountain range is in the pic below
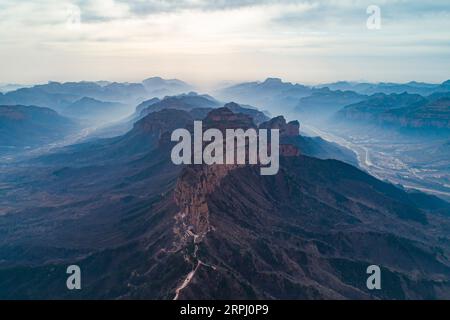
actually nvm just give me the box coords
[337,92,450,130]
[142,77,193,97]
[218,78,450,118]
[217,78,313,112]
[316,80,450,96]
[0,77,194,116]
[1,81,144,112]
[294,88,367,121]
[138,92,221,116]
[2,77,449,133]
[0,84,32,93]
[217,77,450,132]
[61,97,128,124]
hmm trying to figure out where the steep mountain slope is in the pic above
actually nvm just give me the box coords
[34,108,194,166]
[170,156,450,299]
[0,105,78,149]
[134,97,161,116]
[61,97,129,123]
[1,108,450,299]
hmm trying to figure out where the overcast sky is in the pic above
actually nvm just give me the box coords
[1,0,449,86]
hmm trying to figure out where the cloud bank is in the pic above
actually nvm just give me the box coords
[1,0,449,84]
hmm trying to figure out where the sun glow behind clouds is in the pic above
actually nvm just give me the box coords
[0,0,450,85]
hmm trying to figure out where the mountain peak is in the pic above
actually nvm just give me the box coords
[259,116,300,137]
[223,101,240,109]
[204,107,255,130]
[132,108,193,136]
[142,76,189,86]
[263,77,283,84]
[76,96,100,103]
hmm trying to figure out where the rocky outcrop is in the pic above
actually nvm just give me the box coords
[172,109,301,242]
[204,106,255,130]
[171,154,450,300]
[259,116,300,137]
[222,102,269,125]
[174,164,238,239]
[279,144,301,157]
[259,116,301,156]
[172,108,256,240]
[132,108,193,136]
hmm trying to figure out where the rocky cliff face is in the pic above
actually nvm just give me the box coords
[204,106,255,130]
[170,109,302,298]
[174,164,238,239]
[169,154,450,300]
[260,115,301,156]
[165,110,450,300]
[132,108,194,136]
[172,107,276,239]
[260,116,300,137]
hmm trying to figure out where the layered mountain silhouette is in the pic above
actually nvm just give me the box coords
[62,97,128,123]
[0,105,77,150]
[316,79,450,96]
[91,93,270,140]
[218,78,450,115]
[0,84,31,94]
[337,92,450,130]
[135,92,262,120]
[218,78,313,112]
[294,88,367,121]
[138,92,221,116]
[0,77,194,118]
[142,77,193,97]
[2,81,145,111]
[1,107,450,299]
